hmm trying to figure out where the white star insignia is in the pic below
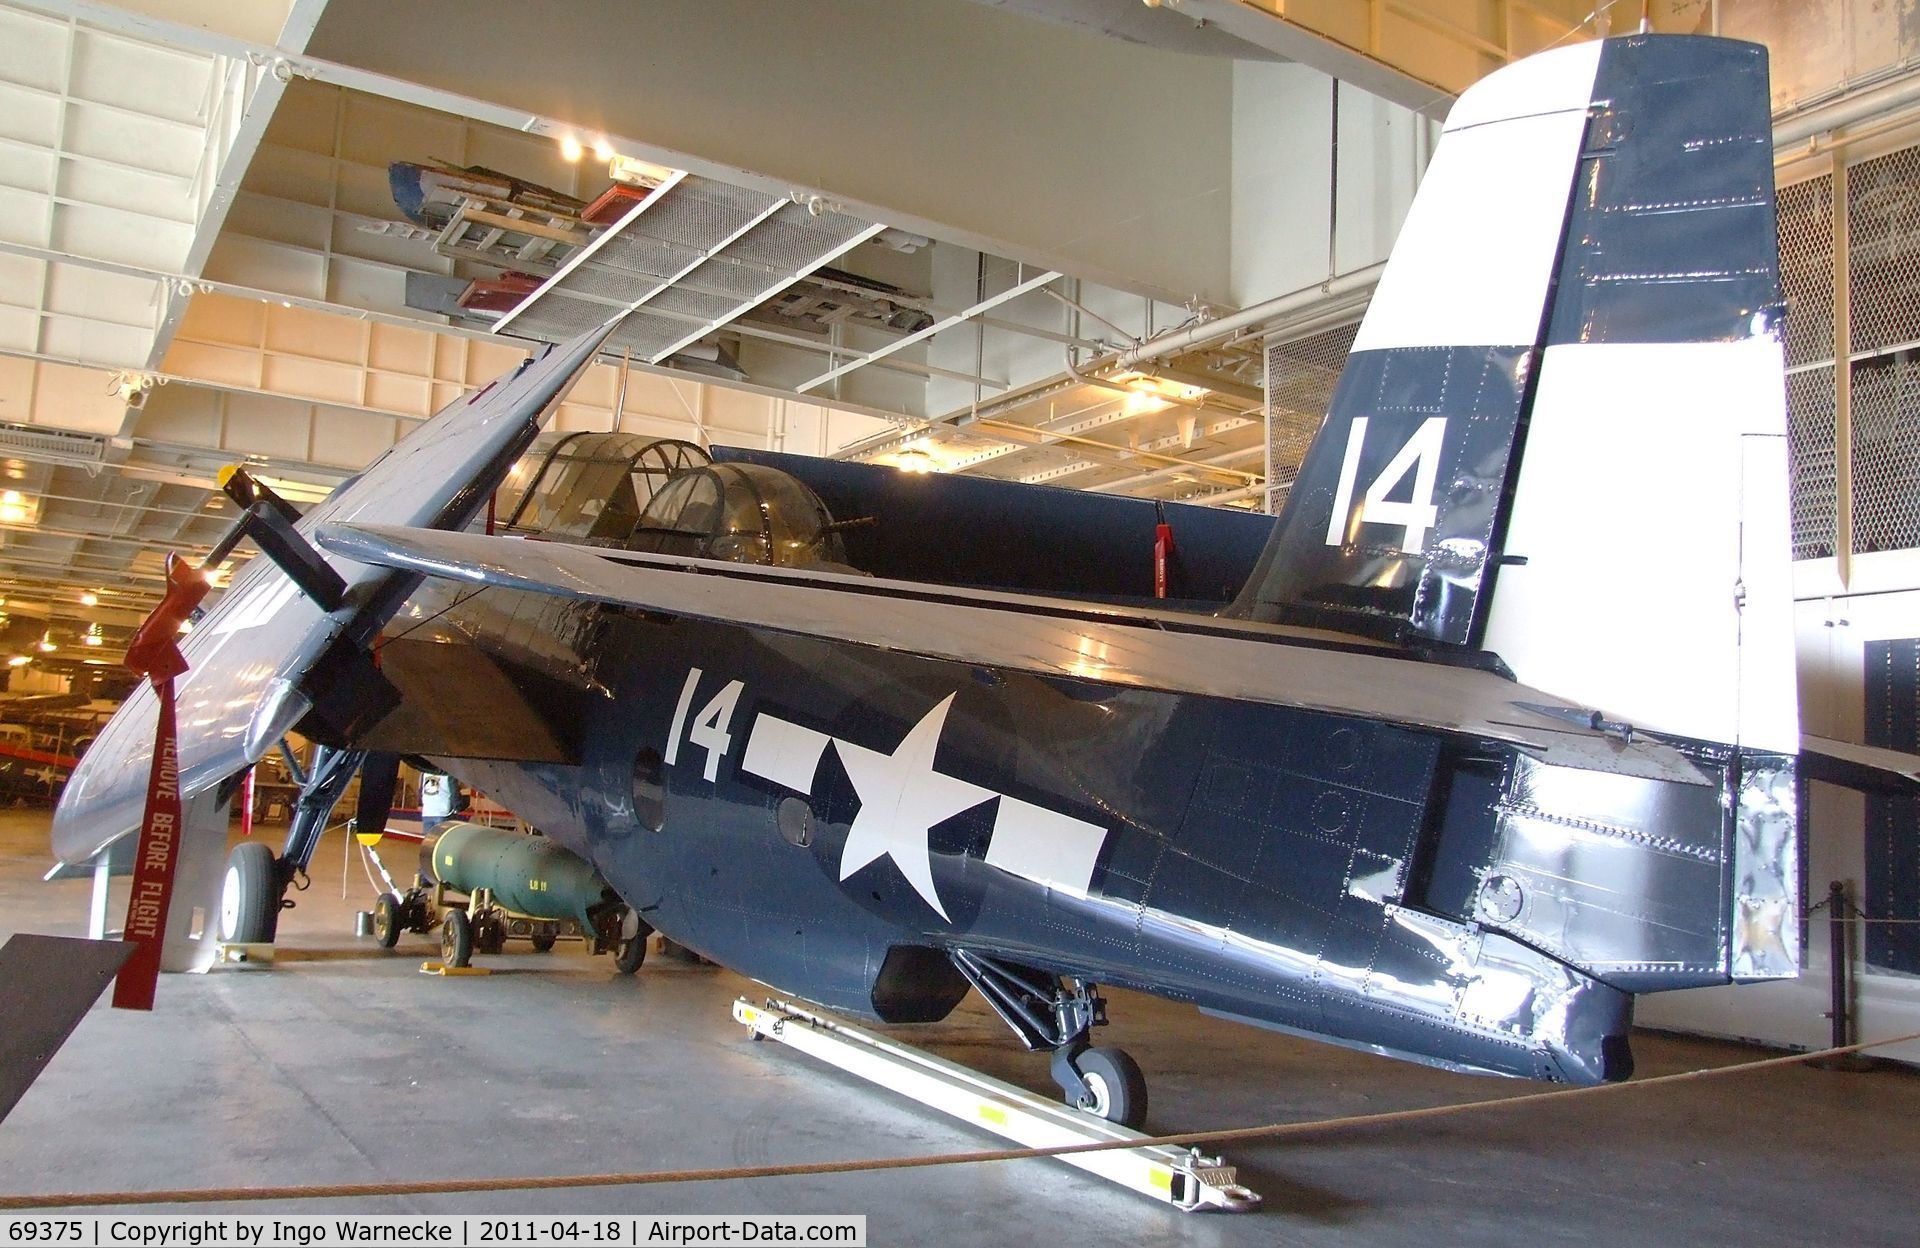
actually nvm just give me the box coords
[833,693,995,920]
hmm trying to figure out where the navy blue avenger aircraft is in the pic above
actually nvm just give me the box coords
[55,34,1812,1129]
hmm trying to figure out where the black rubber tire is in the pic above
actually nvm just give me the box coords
[372,893,403,948]
[614,913,654,975]
[441,909,473,968]
[219,841,278,944]
[530,932,557,953]
[1071,1047,1148,1129]
[474,915,508,955]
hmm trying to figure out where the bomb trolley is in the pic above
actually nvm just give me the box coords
[367,821,651,971]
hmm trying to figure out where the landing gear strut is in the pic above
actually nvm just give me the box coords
[950,949,1148,1129]
[217,744,369,944]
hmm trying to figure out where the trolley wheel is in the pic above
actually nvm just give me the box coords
[372,893,403,948]
[530,932,557,953]
[473,914,508,955]
[219,841,278,944]
[441,908,473,968]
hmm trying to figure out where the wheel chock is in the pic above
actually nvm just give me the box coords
[214,943,276,966]
[419,961,492,976]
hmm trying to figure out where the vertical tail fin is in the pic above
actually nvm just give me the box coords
[1236,34,1793,753]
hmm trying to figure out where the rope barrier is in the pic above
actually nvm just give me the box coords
[4,1028,1915,1210]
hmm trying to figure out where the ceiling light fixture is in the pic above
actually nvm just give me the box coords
[608,154,678,188]
[1110,370,1209,402]
[79,591,98,607]
[559,134,583,162]
[592,138,615,163]
[6,656,28,668]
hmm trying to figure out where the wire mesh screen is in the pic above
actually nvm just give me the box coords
[1845,144,1920,553]
[1788,366,1839,559]
[1778,175,1835,369]
[1847,146,1920,356]
[1264,320,1359,514]
[1850,355,1920,554]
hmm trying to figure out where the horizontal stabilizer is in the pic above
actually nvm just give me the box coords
[1800,734,1920,795]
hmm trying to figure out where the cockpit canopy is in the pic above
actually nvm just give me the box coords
[629,462,849,569]
[496,432,709,545]
[494,432,851,570]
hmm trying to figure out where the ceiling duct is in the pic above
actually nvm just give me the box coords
[0,424,108,474]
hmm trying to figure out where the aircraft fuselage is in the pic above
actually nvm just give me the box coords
[426,589,1744,1087]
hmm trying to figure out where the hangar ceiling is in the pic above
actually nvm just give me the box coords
[0,0,1295,661]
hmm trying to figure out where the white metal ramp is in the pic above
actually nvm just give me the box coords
[732,997,1261,1212]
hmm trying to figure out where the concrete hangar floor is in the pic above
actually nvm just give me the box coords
[2,807,1914,1247]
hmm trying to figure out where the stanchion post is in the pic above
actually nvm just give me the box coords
[1812,879,1877,1073]
[1828,879,1849,1051]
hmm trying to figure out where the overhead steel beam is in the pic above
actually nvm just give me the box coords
[1087,442,1266,495]
[490,169,691,332]
[146,0,335,376]
[647,223,889,366]
[498,273,1006,391]
[1177,0,1605,114]
[972,417,1260,484]
[797,269,1062,394]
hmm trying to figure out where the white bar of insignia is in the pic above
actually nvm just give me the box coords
[741,713,833,792]
[985,797,1107,896]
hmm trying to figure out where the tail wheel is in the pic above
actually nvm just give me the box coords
[441,909,473,968]
[614,935,647,974]
[1070,1046,1148,1130]
[614,912,653,975]
[372,893,403,948]
[218,842,278,944]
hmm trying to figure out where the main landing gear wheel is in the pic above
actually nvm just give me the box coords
[218,841,278,944]
[530,932,557,953]
[1066,1047,1148,1129]
[441,909,473,968]
[372,893,403,949]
